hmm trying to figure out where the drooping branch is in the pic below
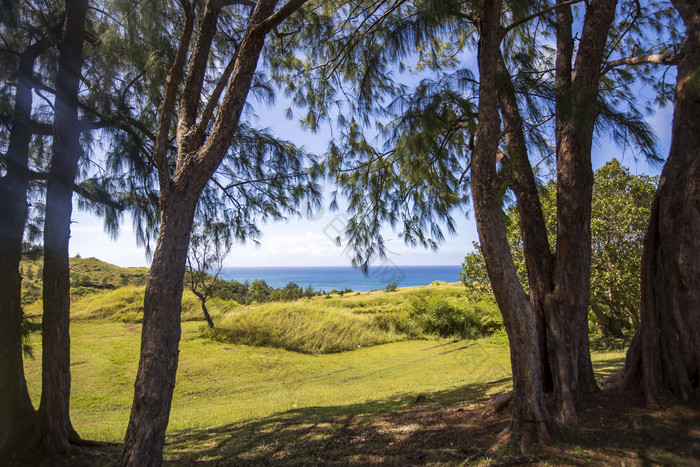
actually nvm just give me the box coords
[502,0,585,36]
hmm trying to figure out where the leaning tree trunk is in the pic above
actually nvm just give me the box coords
[120,1,287,464]
[619,0,700,403]
[36,0,89,454]
[496,53,554,393]
[471,0,555,446]
[0,44,41,459]
[119,189,199,465]
[193,291,215,328]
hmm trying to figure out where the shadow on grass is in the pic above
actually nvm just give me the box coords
[163,378,513,465]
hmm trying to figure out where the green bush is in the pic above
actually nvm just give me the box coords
[375,291,502,340]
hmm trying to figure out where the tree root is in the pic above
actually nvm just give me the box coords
[482,390,514,417]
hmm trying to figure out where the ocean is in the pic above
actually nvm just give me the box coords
[219,265,462,293]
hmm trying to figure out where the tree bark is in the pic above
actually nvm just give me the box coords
[35,0,89,455]
[471,0,554,446]
[0,41,41,460]
[193,290,215,328]
[619,0,700,403]
[119,188,198,466]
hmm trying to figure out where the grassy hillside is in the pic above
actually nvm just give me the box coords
[20,256,149,304]
[43,279,502,353]
[20,320,644,466]
[204,282,504,353]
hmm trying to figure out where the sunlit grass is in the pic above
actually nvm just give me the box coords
[21,280,627,452]
[23,320,520,443]
[203,302,401,353]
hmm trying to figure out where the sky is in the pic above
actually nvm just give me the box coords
[68,98,672,269]
[66,45,675,270]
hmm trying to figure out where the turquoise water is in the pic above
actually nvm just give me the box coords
[219,265,462,292]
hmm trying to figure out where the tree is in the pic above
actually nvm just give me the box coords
[225,0,678,444]
[460,160,658,337]
[469,0,557,445]
[0,2,58,456]
[34,0,90,454]
[617,0,700,404]
[116,1,316,464]
[185,224,230,328]
[247,279,271,303]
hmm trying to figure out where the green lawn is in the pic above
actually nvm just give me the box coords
[22,318,625,448]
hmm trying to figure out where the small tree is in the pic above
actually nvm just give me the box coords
[184,224,230,328]
[247,279,271,304]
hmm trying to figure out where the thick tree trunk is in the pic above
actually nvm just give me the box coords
[35,0,89,455]
[119,188,198,466]
[471,0,554,446]
[619,1,700,403]
[545,0,619,422]
[0,46,39,459]
[120,1,305,463]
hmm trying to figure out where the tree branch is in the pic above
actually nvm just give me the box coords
[28,171,125,210]
[601,53,679,75]
[154,2,196,182]
[178,0,222,152]
[195,39,240,144]
[503,0,585,35]
[255,0,310,34]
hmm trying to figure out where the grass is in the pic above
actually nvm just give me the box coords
[203,282,504,353]
[20,256,149,305]
[204,302,401,353]
[22,320,516,444]
[19,277,699,465]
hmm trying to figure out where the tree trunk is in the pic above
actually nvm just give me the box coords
[590,301,623,338]
[193,291,215,328]
[119,1,302,463]
[35,0,89,454]
[619,0,700,403]
[496,53,554,393]
[471,0,555,446]
[0,44,39,460]
[119,188,198,466]
[545,0,618,422]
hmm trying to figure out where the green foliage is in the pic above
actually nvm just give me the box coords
[375,292,502,340]
[459,159,658,336]
[247,279,271,304]
[384,281,398,292]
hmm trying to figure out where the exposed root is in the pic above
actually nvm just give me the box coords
[482,390,514,417]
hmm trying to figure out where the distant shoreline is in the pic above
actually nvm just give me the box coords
[219,265,462,293]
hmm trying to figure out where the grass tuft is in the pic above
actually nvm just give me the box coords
[202,303,399,353]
